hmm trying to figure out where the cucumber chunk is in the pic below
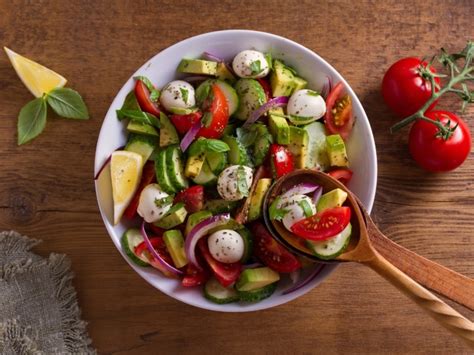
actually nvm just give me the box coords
[237,228,253,264]
[206,151,227,175]
[165,145,189,191]
[155,149,176,194]
[121,229,149,267]
[204,278,239,304]
[304,122,329,170]
[237,282,278,302]
[306,223,352,260]
[192,160,218,186]
[233,79,266,121]
[215,80,239,115]
[222,135,251,166]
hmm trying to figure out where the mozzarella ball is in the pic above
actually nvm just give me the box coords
[217,165,253,201]
[232,50,270,79]
[160,80,195,111]
[287,89,326,123]
[277,194,316,231]
[137,184,172,223]
[208,229,244,263]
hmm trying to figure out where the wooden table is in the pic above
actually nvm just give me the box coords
[1,1,473,353]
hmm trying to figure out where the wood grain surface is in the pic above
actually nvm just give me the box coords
[0,0,473,353]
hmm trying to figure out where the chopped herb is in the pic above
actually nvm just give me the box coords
[265,53,273,71]
[154,195,174,208]
[180,87,189,104]
[306,90,320,97]
[249,60,263,76]
[269,196,289,221]
[196,82,211,106]
[201,111,213,128]
[236,165,249,197]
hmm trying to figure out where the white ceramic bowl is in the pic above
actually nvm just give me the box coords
[94,30,377,312]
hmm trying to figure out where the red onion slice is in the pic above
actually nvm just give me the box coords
[180,120,201,152]
[184,213,231,270]
[282,264,325,295]
[243,96,289,128]
[280,183,320,201]
[202,51,225,63]
[312,186,323,206]
[140,221,183,276]
[321,76,333,99]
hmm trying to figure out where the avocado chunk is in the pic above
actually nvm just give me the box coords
[326,134,349,167]
[268,109,290,145]
[177,59,217,75]
[236,267,280,292]
[163,230,188,268]
[159,112,179,147]
[127,120,158,137]
[317,188,348,212]
[185,210,213,236]
[204,199,239,214]
[288,126,309,168]
[292,76,308,91]
[303,122,329,170]
[216,62,236,84]
[154,202,188,229]
[185,152,206,179]
[270,59,296,97]
[125,134,157,166]
[248,178,272,222]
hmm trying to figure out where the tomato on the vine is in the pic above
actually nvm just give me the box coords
[382,57,440,118]
[325,82,354,140]
[409,111,471,172]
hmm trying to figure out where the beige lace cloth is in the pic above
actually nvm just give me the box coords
[0,231,95,354]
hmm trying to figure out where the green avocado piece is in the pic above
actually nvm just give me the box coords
[154,202,188,229]
[216,62,237,84]
[317,188,348,212]
[268,109,290,145]
[159,112,179,147]
[163,230,188,268]
[125,134,157,166]
[185,152,206,179]
[288,126,309,169]
[236,267,280,292]
[185,210,213,236]
[207,218,243,234]
[270,59,296,97]
[326,134,349,167]
[248,178,272,222]
[127,120,159,137]
[204,199,239,214]
[177,59,217,75]
[292,76,308,92]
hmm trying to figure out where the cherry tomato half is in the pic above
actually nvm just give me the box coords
[382,57,440,118]
[134,79,161,116]
[270,144,294,178]
[170,112,202,135]
[325,82,354,140]
[409,111,471,172]
[291,207,352,241]
[174,185,204,214]
[197,84,229,139]
[328,168,353,186]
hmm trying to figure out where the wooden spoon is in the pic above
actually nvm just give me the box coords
[263,169,474,346]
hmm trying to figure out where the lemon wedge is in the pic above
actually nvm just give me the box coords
[110,151,143,224]
[4,47,67,98]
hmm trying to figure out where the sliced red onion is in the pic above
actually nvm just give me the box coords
[140,221,183,276]
[282,264,324,295]
[202,51,225,62]
[289,270,301,284]
[180,120,201,152]
[280,183,320,201]
[94,146,125,180]
[243,96,289,128]
[312,186,323,206]
[184,213,231,270]
[321,76,333,99]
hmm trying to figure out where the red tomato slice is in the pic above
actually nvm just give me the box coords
[181,263,210,287]
[325,82,354,140]
[328,168,353,186]
[134,79,160,116]
[291,207,351,241]
[123,161,156,219]
[174,185,204,214]
[135,237,176,277]
[257,78,272,100]
[270,144,294,178]
[197,84,229,139]
[197,239,241,287]
[250,222,301,273]
[170,112,202,135]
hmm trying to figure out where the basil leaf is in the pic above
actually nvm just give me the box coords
[306,90,320,97]
[17,97,47,145]
[298,200,314,218]
[196,82,211,106]
[236,165,250,197]
[46,87,89,119]
[116,109,160,128]
[206,139,230,153]
[134,76,160,102]
[269,196,289,221]
[236,127,257,147]
[120,91,141,114]
[249,60,263,75]
[201,111,213,128]
[155,195,174,208]
[180,88,189,104]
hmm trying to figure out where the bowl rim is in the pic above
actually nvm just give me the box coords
[94,29,378,312]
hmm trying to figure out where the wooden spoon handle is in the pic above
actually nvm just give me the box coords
[366,251,474,348]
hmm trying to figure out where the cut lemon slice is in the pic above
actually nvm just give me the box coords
[4,47,67,98]
[110,151,143,224]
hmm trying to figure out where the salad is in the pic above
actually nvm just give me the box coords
[101,49,355,304]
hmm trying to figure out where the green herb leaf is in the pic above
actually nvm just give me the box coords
[306,90,320,97]
[236,127,258,147]
[269,196,289,221]
[46,87,89,119]
[180,87,189,104]
[188,138,229,156]
[265,53,273,71]
[116,109,160,128]
[196,81,211,106]
[134,76,160,102]
[237,165,249,197]
[17,97,47,145]
[249,60,263,76]
[201,111,213,128]
[154,195,174,208]
[298,200,314,218]
[119,91,141,115]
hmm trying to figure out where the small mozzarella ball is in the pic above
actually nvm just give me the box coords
[276,194,316,231]
[287,89,326,122]
[160,80,195,111]
[217,165,253,201]
[208,229,245,263]
[137,184,171,223]
[232,50,270,79]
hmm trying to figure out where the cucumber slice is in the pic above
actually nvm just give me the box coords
[237,228,253,264]
[252,130,272,166]
[206,151,227,175]
[192,160,217,186]
[204,199,239,214]
[155,149,176,194]
[204,278,239,304]
[125,134,157,164]
[222,135,251,166]
[215,80,239,115]
[237,282,278,302]
[121,229,149,267]
[306,223,352,260]
[304,122,329,170]
[166,145,189,191]
[233,79,266,121]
